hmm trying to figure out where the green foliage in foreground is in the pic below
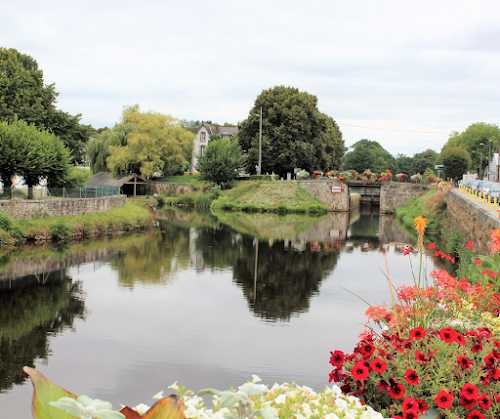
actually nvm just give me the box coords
[395,187,447,232]
[0,203,151,244]
[211,181,328,213]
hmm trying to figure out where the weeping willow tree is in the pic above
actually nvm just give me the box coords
[88,105,194,177]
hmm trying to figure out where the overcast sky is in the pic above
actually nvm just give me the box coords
[2,0,500,157]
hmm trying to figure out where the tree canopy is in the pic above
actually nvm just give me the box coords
[0,47,92,164]
[196,137,247,186]
[438,146,471,180]
[0,120,72,197]
[238,86,344,176]
[89,105,194,178]
[411,149,437,175]
[342,139,396,174]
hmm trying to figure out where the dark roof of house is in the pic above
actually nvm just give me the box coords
[195,122,238,136]
[86,172,149,188]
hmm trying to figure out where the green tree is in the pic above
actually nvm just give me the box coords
[443,123,500,173]
[438,146,471,180]
[395,153,414,174]
[196,137,247,186]
[342,139,396,173]
[411,149,437,175]
[179,119,202,133]
[238,86,344,177]
[0,47,91,165]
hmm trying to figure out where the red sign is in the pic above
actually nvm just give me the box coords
[331,185,342,193]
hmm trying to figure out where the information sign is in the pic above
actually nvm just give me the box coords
[331,185,342,193]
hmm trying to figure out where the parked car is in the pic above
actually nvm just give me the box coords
[487,185,500,202]
[479,182,495,196]
[468,180,483,191]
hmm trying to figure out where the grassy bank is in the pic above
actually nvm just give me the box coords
[211,181,328,212]
[0,203,153,245]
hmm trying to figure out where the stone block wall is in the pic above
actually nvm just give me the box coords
[380,183,431,213]
[152,182,194,195]
[0,195,127,220]
[295,180,349,211]
[447,189,500,255]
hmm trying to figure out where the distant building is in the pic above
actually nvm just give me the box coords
[191,123,238,170]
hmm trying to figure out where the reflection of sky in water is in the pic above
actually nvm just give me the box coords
[0,217,437,417]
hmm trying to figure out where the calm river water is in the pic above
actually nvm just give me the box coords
[0,207,439,418]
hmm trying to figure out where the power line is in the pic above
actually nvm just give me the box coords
[338,123,448,134]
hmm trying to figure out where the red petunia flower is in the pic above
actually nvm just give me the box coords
[404,369,420,385]
[465,409,485,419]
[475,259,482,265]
[409,327,426,340]
[377,380,389,392]
[415,399,428,413]
[359,342,375,358]
[485,353,496,367]
[428,242,436,249]
[439,327,456,343]
[436,390,453,408]
[329,367,345,383]
[488,368,500,380]
[458,356,473,370]
[478,393,492,411]
[402,409,419,419]
[455,332,466,345]
[402,397,418,411]
[415,350,429,364]
[461,383,480,401]
[351,362,369,380]
[389,383,406,399]
[370,358,387,373]
[471,343,483,353]
[330,350,346,367]
[466,240,474,249]
[460,395,477,409]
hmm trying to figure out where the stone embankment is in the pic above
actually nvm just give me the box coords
[0,195,126,220]
[379,183,431,213]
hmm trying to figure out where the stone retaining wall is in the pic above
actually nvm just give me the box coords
[0,195,127,220]
[447,189,500,255]
[380,183,431,213]
[295,180,349,211]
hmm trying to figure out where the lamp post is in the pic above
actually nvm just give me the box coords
[256,107,262,174]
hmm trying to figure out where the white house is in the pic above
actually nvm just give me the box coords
[191,122,238,170]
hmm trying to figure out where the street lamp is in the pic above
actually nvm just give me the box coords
[255,107,263,174]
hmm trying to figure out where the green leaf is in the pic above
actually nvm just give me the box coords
[238,383,267,398]
[255,408,278,419]
[142,396,185,419]
[96,411,128,419]
[197,388,222,397]
[220,392,244,408]
[23,366,77,419]
[48,398,82,417]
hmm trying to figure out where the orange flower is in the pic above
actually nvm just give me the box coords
[414,216,428,233]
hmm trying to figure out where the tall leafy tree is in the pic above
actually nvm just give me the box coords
[438,146,471,180]
[238,86,344,176]
[196,137,247,186]
[411,149,437,175]
[0,47,92,164]
[342,139,396,173]
[395,153,414,174]
[101,105,194,178]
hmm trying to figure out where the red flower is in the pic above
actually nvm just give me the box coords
[409,327,426,340]
[428,242,436,249]
[402,410,419,419]
[402,397,418,411]
[455,332,466,345]
[439,327,456,343]
[461,383,480,401]
[478,393,492,410]
[389,383,406,399]
[466,410,485,419]
[377,380,389,392]
[458,356,473,370]
[415,350,429,364]
[351,362,369,380]
[466,240,474,249]
[471,343,483,353]
[402,247,411,256]
[436,390,453,408]
[330,350,346,367]
[485,353,496,367]
[415,399,428,413]
[404,369,420,385]
[460,395,477,409]
[475,259,482,265]
[359,342,375,358]
[329,367,345,383]
[370,358,387,373]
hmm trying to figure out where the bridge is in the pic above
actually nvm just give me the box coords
[346,181,381,205]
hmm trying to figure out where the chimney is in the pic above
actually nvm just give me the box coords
[215,125,220,134]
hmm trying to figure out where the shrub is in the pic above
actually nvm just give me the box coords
[194,194,211,209]
[156,195,166,208]
[0,212,13,231]
[50,219,71,240]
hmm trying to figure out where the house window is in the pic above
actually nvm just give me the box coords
[200,132,206,142]
[200,145,206,156]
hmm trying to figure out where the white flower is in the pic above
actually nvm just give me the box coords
[330,385,342,398]
[169,382,180,392]
[184,405,198,418]
[324,414,340,419]
[333,398,347,410]
[185,396,203,408]
[133,403,150,415]
[274,394,287,404]
[251,374,262,383]
[152,391,164,400]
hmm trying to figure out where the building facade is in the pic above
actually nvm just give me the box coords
[191,123,238,170]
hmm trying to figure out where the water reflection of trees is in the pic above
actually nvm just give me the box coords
[0,273,86,393]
